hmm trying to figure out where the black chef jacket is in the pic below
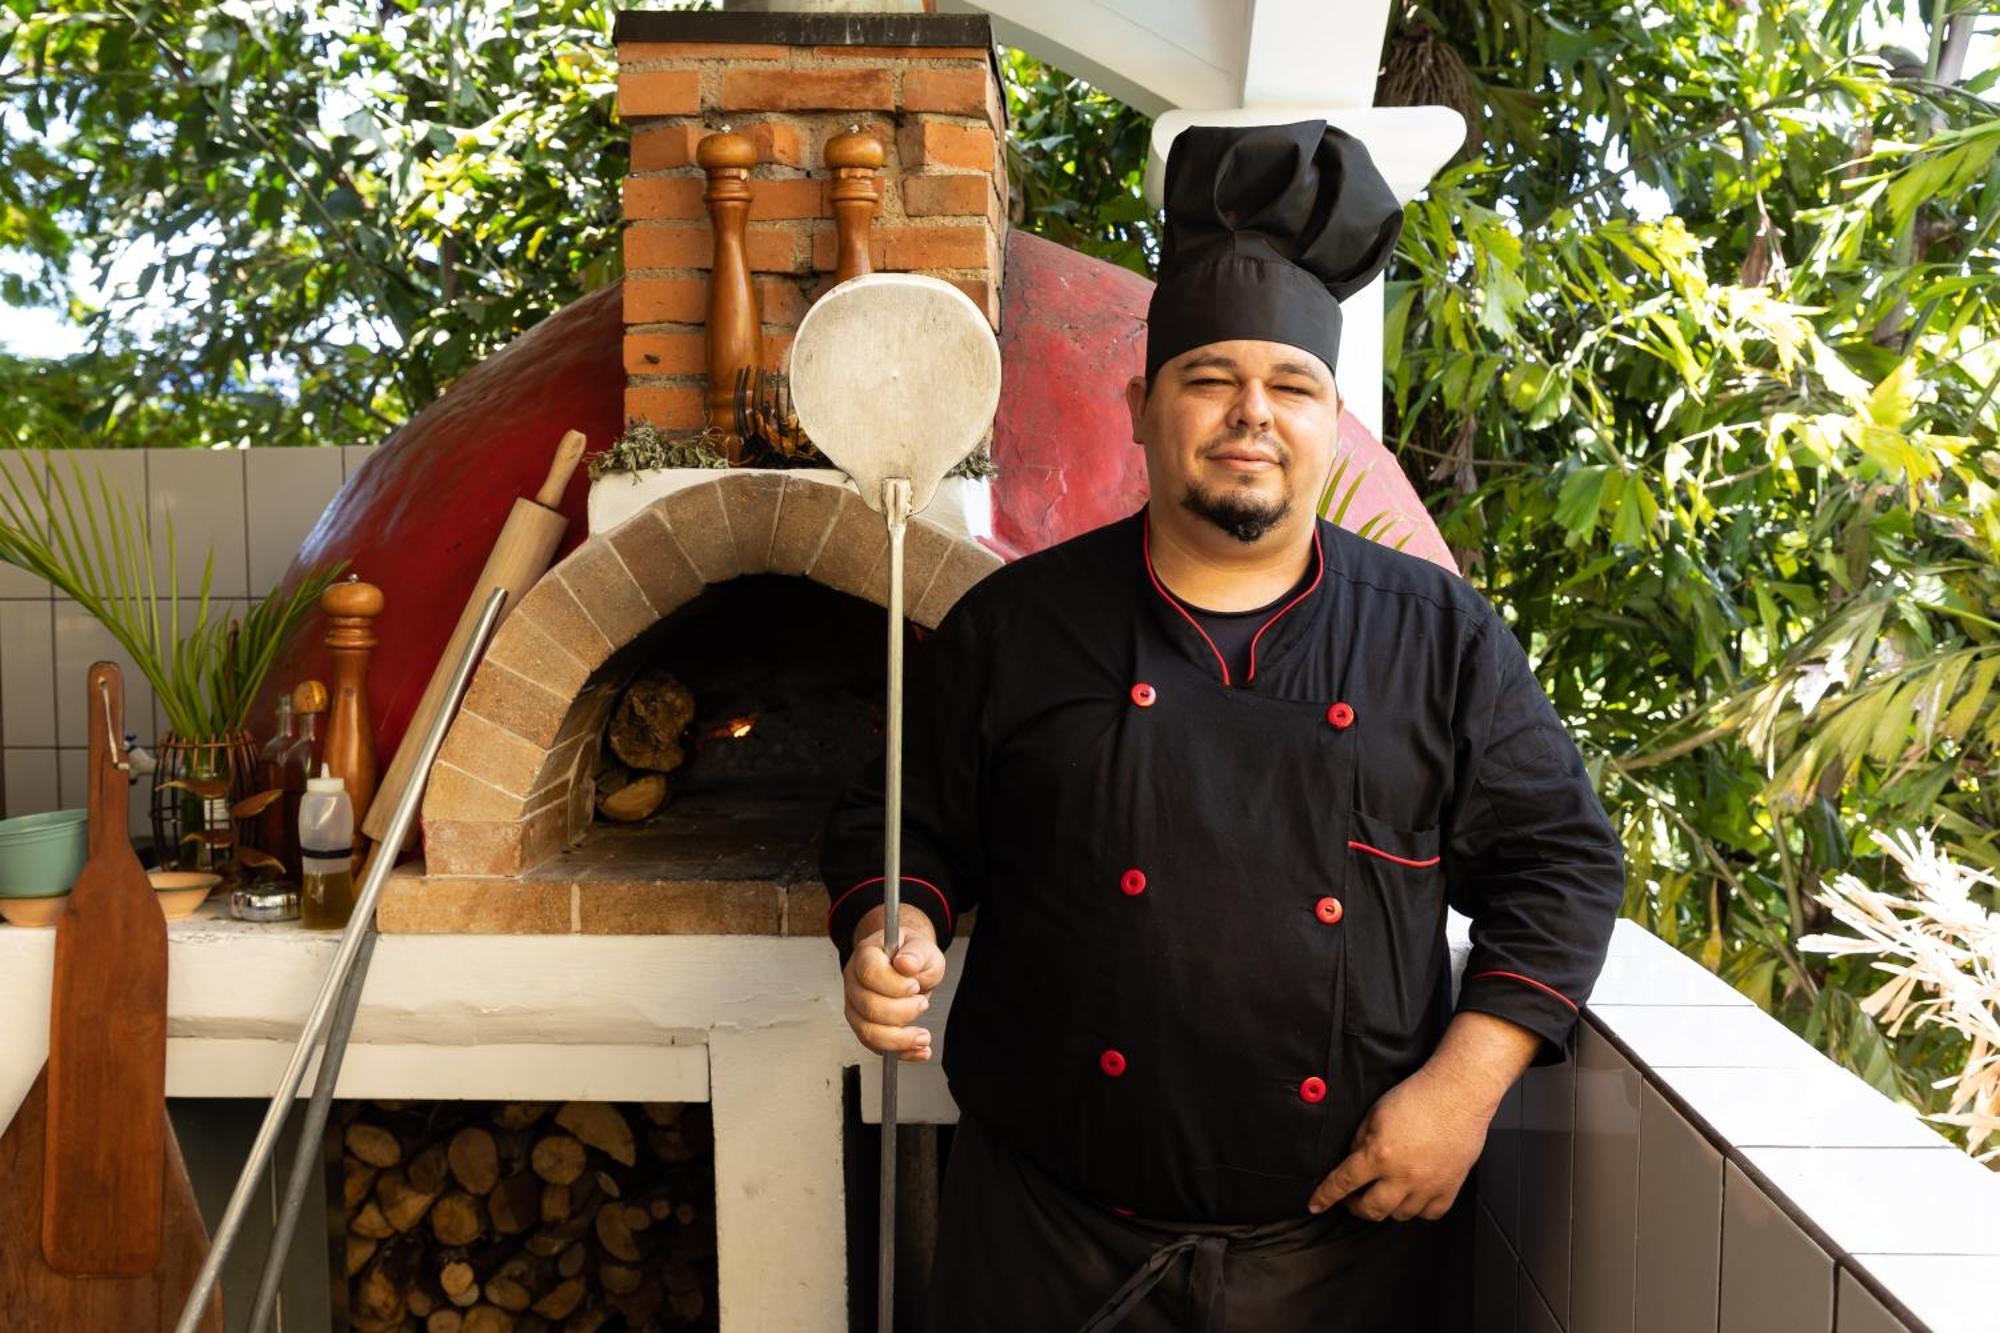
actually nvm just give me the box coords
[821,506,1624,1227]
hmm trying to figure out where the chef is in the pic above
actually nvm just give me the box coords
[819,119,1625,1332]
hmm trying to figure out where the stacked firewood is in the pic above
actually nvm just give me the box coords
[336,1099,718,1332]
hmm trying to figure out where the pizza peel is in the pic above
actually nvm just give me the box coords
[788,273,1002,1332]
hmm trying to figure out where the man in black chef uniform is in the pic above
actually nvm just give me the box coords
[820,119,1625,1332]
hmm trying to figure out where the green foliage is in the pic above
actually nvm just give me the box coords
[0,450,343,737]
[998,49,1158,276]
[1385,0,2000,1131]
[8,0,1999,1146]
[1,0,634,448]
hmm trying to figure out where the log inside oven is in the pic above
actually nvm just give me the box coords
[589,576,898,847]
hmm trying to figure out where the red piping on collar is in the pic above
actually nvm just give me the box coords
[827,875,954,935]
[1245,525,1325,682]
[1465,969,1579,1013]
[1141,516,1234,685]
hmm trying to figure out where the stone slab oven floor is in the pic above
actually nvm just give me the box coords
[380,790,844,937]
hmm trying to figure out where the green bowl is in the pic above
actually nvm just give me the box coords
[0,809,89,899]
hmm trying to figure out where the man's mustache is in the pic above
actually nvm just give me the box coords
[1200,431,1289,465]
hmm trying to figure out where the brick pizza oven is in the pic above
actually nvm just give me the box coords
[381,10,1008,934]
[381,471,998,930]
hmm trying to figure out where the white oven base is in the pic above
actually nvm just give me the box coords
[0,909,970,1332]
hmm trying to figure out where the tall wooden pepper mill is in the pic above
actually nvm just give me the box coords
[825,124,885,286]
[320,576,382,865]
[701,126,761,463]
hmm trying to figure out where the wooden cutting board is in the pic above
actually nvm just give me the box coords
[0,661,222,1330]
[0,1072,221,1332]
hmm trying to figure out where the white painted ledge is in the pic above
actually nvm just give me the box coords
[0,905,911,1333]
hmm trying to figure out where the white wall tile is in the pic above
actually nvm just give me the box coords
[1844,1256,1992,1333]
[1740,1144,2000,1259]
[246,447,345,594]
[148,449,248,599]
[0,450,53,598]
[3,748,62,816]
[53,598,157,747]
[1,599,56,746]
[341,444,377,482]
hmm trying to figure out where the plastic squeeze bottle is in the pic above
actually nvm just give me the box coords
[298,764,356,930]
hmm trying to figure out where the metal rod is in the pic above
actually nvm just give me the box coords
[244,925,378,1333]
[878,475,911,1333]
[173,587,510,1333]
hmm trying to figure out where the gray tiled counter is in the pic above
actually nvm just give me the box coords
[1471,918,2000,1333]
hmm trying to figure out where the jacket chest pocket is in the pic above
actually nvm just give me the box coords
[1340,810,1447,1052]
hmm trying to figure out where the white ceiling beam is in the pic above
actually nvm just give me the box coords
[1240,0,1392,107]
[942,0,1243,116]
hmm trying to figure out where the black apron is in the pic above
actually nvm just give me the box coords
[928,1112,1473,1333]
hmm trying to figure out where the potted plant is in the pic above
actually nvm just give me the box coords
[0,448,343,873]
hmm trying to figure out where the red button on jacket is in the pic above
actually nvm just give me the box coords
[1300,1076,1328,1103]
[1326,701,1355,729]
[1314,896,1343,925]
[1131,682,1157,707]
[1121,868,1147,896]
[1100,1049,1128,1077]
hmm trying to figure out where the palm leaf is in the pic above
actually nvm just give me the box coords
[0,446,346,739]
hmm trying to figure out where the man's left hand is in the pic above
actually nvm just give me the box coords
[1305,1066,1490,1222]
[1305,1009,1543,1222]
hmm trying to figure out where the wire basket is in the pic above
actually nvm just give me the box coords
[149,731,261,873]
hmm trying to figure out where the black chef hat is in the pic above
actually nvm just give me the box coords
[1145,119,1403,383]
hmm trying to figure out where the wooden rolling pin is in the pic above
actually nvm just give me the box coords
[361,429,588,844]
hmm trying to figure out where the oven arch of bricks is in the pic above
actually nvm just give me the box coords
[419,469,1000,879]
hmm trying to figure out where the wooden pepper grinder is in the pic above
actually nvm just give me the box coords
[320,576,382,866]
[701,126,761,463]
[825,124,885,286]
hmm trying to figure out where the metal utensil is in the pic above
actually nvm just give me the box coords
[172,588,509,1333]
[788,273,1002,1331]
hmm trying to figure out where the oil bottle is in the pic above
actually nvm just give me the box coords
[299,764,355,930]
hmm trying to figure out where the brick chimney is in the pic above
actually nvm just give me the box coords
[614,10,1007,434]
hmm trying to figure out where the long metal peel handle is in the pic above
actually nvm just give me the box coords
[878,475,911,1333]
[173,587,510,1333]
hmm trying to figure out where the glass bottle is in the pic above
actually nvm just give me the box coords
[298,765,355,930]
[255,697,296,872]
[280,709,318,880]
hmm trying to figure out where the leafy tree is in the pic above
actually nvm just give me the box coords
[1,0,633,447]
[1378,0,2000,1126]
[998,49,1157,276]
[1003,1,2000,1138]
[8,0,2000,1147]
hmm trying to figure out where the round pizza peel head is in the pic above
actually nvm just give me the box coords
[788,274,1000,1332]
[788,273,1001,515]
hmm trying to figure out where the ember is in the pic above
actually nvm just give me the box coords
[697,716,757,743]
